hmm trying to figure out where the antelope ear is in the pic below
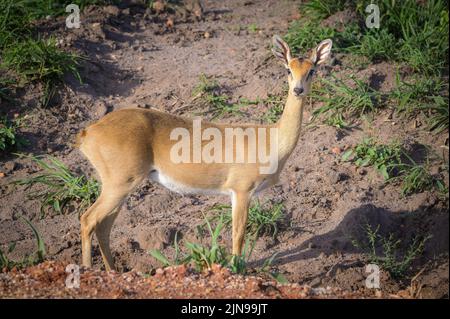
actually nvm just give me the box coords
[310,39,333,66]
[272,35,292,68]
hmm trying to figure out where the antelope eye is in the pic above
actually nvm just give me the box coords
[308,69,315,77]
[286,69,291,75]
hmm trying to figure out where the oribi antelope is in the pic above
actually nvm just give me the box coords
[76,35,333,270]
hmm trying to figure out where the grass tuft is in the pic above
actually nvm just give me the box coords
[192,74,242,119]
[301,0,347,20]
[311,75,381,125]
[352,223,430,279]
[1,37,81,106]
[150,214,285,280]
[14,155,99,217]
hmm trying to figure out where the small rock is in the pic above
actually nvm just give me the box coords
[4,161,19,173]
[204,31,210,39]
[331,146,341,155]
[155,268,164,275]
[104,5,119,16]
[152,0,165,13]
[94,102,108,117]
[358,168,367,176]
[166,17,174,29]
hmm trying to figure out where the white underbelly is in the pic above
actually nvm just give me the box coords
[149,169,229,196]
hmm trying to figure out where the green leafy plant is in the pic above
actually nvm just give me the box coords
[184,214,229,271]
[341,138,403,180]
[0,216,46,270]
[342,138,447,197]
[0,116,25,151]
[14,155,100,217]
[352,223,430,279]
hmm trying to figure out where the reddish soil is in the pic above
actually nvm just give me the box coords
[0,0,448,299]
[0,261,408,299]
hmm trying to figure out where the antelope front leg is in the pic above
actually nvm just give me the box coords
[231,191,251,256]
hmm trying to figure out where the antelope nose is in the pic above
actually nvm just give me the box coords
[294,87,304,96]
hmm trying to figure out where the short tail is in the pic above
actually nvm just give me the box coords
[74,129,87,148]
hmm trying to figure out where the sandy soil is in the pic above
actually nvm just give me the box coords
[0,0,448,298]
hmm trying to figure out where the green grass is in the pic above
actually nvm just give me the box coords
[0,0,109,28]
[342,138,447,197]
[151,215,229,271]
[311,75,381,125]
[0,0,33,48]
[1,37,81,106]
[14,155,100,217]
[352,223,430,279]
[209,200,285,239]
[297,0,449,74]
[150,214,286,281]
[301,0,347,20]
[388,67,449,134]
[0,1,88,108]
[0,216,46,270]
[286,1,448,134]
[352,28,397,61]
[192,74,242,119]
[373,0,449,75]
[284,20,337,56]
[424,95,449,134]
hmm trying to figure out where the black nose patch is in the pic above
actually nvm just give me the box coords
[294,87,304,95]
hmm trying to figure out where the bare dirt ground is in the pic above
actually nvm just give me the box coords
[0,0,448,298]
